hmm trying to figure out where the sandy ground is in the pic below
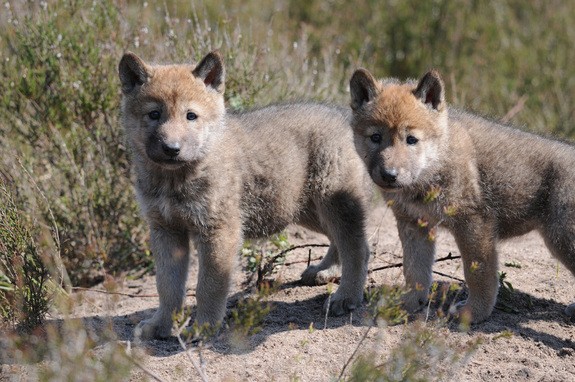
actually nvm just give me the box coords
[2,204,575,381]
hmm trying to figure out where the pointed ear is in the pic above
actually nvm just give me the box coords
[413,70,445,110]
[350,68,379,111]
[118,52,150,94]
[192,51,225,93]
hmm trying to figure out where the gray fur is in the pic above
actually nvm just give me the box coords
[350,68,575,323]
[119,51,370,339]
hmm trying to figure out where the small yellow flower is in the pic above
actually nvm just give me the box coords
[427,227,437,242]
[443,204,458,217]
[470,261,480,273]
[424,185,442,203]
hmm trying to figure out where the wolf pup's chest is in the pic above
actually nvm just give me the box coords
[386,189,455,227]
[137,178,212,229]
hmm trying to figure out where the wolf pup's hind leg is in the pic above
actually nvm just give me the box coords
[300,244,341,285]
[538,193,575,319]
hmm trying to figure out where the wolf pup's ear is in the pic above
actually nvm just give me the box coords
[413,70,445,111]
[350,68,378,111]
[193,51,225,93]
[118,52,150,94]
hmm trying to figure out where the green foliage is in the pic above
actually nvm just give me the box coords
[0,1,146,286]
[242,232,290,275]
[347,324,480,382]
[493,329,514,341]
[432,281,464,322]
[285,0,575,137]
[4,318,133,381]
[344,284,478,381]
[496,271,519,314]
[228,282,275,349]
[0,181,50,331]
[174,308,221,344]
[504,260,522,269]
[366,285,408,326]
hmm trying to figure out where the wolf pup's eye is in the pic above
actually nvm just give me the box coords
[406,135,419,145]
[186,112,198,121]
[148,110,161,120]
[370,133,382,144]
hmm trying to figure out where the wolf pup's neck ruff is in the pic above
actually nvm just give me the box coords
[119,51,371,340]
[350,67,575,324]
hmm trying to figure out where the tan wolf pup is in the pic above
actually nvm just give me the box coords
[118,51,371,339]
[349,68,575,323]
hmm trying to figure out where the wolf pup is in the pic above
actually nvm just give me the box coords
[349,68,575,323]
[118,51,370,339]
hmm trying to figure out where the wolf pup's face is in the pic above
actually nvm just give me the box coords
[119,51,226,169]
[349,69,448,190]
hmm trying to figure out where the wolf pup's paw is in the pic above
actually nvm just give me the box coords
[301,264,341,286]
[323,289,363,316]
[402,290,428,313]
[452,300,491,325]
[134,317,172,340]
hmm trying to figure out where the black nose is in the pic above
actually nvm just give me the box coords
[381,168,397,183]
[162,142,180,157]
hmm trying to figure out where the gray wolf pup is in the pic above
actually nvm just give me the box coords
[349,67,575,323]
[118,51,370,339]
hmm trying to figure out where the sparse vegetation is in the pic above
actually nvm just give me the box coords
[347,323,480,382]
[228,282,275,350]
[0,180,52,332]
[1,317,134,381]
[242,232,290,282]
[495,271,519,314]
[3,0,574,294]
[1,0,573,379]
[366,285,408,327]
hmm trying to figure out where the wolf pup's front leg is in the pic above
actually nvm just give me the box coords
[395,215,436,313]
[452,216,499,323]
[193,224,242,326]
[135,225,190,340]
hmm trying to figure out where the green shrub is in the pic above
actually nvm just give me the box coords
[286,0,575,137]
[1,318,134,381]
[366,285,408,326]
[0,180,50,331]
[0,1,147,286]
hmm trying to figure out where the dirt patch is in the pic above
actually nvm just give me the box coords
[3,204,575,381]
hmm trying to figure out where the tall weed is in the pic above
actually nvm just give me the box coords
[0,180,51,331]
